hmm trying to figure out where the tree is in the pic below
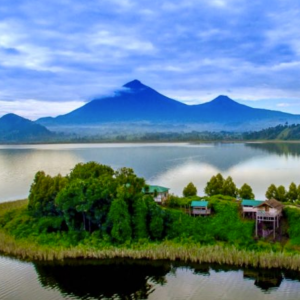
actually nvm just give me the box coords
[148,201,164,240]
[107,191,132,244]
[55,179,88,231]
[28,171,68,217]
[276,185,287,202]
[132,197,149,240]
[265,184,277,199]
[183,182,197,197]
[238,183,255,199]
[204,173,224,196]
[222,176,238,197]
[69,162,114,181]
[287,182,298,202]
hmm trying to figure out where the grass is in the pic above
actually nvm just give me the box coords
[1,200,300,270]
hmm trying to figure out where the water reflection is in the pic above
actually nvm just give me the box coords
[246,142,300,157]
[34,259,172,299]
[33,260,299,299]
[2,143,300,201]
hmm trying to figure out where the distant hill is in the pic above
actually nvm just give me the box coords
[36,80,300,132]
[244,124,300,140]
[0,113,54,143]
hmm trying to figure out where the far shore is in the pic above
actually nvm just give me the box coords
[1,139,300,146]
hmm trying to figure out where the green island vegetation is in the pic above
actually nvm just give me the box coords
[1,162,300,270]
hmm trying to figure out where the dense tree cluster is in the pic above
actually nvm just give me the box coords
[28,162,168,243]
[204,174,255,199]
[266,182,300,202]
[243,124,300,140]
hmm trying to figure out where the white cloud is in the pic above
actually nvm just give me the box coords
[0,100,84,120]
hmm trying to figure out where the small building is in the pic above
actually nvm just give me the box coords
[143,185,169,203]
[255,199,284,238]
[241,199,264,218]
[190,201,211,216]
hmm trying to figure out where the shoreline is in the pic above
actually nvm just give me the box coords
[1,200,300,270]
[1,232,300,271]
[1,140,300,146]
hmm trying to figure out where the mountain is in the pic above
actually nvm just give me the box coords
[0,113,54,142]
[36,80,300,132]
[38,80,188,125]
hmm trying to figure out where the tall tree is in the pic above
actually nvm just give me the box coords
[238,183,255,199]
[107,192,132,244]
[183,182,197,197]
[287,182,298,202]
[222,176,238,197]
[204,173,224,196]
[276,185,287,202]
[28,171,67,217]
[132,197,149,240]
[265,184,277,199]
[148,202,164,240]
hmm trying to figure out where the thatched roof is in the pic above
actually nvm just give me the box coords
[258,198,283,210]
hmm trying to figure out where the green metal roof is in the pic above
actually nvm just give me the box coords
[191,201,208,207]
[241,199,264,207]
[143,185,169,194]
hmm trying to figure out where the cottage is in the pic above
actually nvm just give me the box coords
[143,185,169,203]
[190,201,211,216]
[255,199,284,238]
[241,199,264,218]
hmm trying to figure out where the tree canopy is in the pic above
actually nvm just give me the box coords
[183,182,197,197]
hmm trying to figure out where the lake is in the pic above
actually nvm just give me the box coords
[1,142,300,299]
[1,142,300,202]
[1,256,300,300]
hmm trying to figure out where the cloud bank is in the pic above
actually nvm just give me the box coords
[1,0,300,118]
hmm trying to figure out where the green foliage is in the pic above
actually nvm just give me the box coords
[69,162,114,181]
[205,174,237,197]
[243,123,300,140]
[148,202,164,240]
[183,182,197,197]
[265,184,287,202]
[287,182,298,202]
[222,176,238,197]
[276,185,287,202]
[238,183,255,199]
[285,207,300,245]
[265,184,277,199]
[165,195,202,208]
[132,197,149,240]
[107,196,132,244]
[205,173,224,196]
[28,171,68,217]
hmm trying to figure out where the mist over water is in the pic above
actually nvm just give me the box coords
[1,142,300,202]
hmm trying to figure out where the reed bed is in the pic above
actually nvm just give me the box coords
[1,199,300,270]
[1,231,300,270]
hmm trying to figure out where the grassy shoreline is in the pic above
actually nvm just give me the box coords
[1,200,300,270]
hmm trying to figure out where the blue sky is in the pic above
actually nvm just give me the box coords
[1,0,300,119]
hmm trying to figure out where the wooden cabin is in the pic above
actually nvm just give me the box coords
[255,199,284,238]
[143,185,169,203]
[241,199,264,218]
[190,201,211,216]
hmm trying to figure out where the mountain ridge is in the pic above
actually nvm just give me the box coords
[34,80,300,131]
[0,113,54,142]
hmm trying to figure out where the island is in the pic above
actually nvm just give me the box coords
[1,162,300,271]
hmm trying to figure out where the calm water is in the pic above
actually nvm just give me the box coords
[1,142,300,299]
[1,256,300,300]
[1,142,300,202]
